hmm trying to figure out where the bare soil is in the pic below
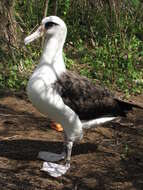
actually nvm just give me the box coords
[0,90,143,190]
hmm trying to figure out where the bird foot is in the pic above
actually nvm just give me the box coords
[41,162,70,177]
[50,121,63,132]
[38,151,65,162]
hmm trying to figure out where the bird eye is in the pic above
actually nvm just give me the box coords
[45,22,57,29]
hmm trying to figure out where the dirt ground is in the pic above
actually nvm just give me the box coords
[0,90,143,190]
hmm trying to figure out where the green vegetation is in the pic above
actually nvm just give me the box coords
[0,0,143,94]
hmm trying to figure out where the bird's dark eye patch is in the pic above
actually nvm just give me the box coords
[45,22,58,29]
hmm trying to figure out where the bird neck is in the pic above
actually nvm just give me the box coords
[40,37,66,76]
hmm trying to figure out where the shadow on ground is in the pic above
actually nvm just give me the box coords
[0,91,142,190]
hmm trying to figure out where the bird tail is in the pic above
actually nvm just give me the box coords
[115,98,143,116]
[82,117,117,129]
[82,99,143,129]
[115,98,143,113]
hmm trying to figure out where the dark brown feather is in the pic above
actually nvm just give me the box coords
[53,71,142,120]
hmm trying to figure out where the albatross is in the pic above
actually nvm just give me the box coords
[24,16,142,177]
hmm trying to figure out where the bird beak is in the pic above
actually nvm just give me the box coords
[24,25,44,45]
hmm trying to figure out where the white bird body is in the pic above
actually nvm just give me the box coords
[24,16,119,177]
[26,17,82,141]
[24,16,142,177]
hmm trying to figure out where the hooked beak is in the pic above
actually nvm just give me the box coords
[24,25,44,45]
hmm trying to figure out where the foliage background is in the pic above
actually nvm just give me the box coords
[0,0,143,95]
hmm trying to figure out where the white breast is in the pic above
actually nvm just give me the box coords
[27,64,83,141]
[27,64,56,110]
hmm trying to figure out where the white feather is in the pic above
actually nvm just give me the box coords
[26,16,82,141]
[82,117,116,129]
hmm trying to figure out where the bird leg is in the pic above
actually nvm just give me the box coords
[62,132,73,165]
[40,134,73,177]
[64,137,73,166]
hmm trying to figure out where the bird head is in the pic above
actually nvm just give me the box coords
[24,16,67,45]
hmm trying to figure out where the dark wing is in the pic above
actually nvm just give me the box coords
[54,71,124,120]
